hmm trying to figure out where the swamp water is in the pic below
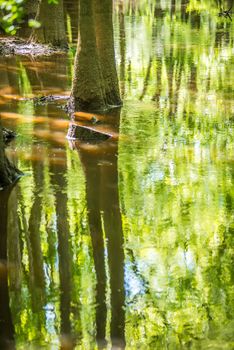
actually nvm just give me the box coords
[0,1,233,349]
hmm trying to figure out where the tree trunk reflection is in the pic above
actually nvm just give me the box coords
[50,159,73,344]
[71,109,125,348]
[0,188,15,350]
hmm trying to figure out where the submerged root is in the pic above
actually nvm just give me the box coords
[0,127,23,190]
[2,128,16,145]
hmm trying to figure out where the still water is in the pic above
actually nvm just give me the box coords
[0,1,234,349]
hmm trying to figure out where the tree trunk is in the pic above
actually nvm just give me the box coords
[70,0,121,113]
[94,0,122,106]
[119,1,126,98]
[30,0,67,48]
[18,0,40,38]
[70,0,107,112]
[0,125,20,189]
[63,0,79,43]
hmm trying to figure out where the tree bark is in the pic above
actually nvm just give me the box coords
[94,0,122,106]
[0,125,20,189]
[18,0,40,38]
[30,0,67,48]
[63,0,79,43]
[70,0,107,112]
[70,0,121,113]
[119,1,126,98]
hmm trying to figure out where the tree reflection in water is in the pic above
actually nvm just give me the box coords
[70,108,125,349]
[49,151,73,348]
[0,188,15,350]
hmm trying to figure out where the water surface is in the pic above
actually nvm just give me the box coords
[0,1,233,349]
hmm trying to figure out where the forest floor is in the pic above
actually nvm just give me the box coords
[0,36,67,56]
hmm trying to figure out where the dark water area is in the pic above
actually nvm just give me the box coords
[0,0,234,349]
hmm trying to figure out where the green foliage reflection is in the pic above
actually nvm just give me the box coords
[0,0,233,349]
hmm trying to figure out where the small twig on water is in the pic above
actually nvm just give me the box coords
[218,5,232,21]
